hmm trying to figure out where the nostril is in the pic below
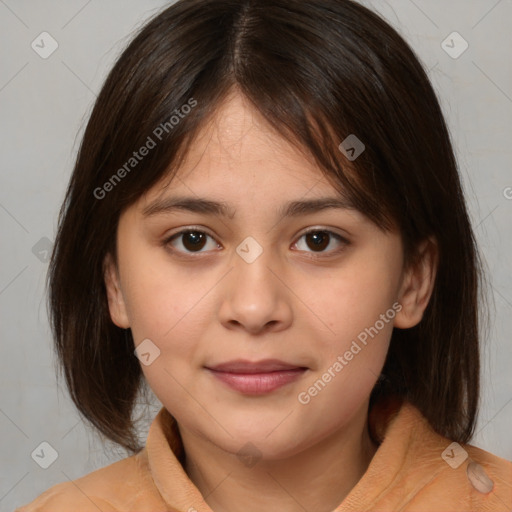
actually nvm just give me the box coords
[466,461,494,494]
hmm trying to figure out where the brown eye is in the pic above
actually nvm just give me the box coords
[166,229,219,254]
[181,231,207,251]
[294,229,348,255]
[305,231,330,251]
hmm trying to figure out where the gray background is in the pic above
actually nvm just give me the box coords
[1,0,511,509]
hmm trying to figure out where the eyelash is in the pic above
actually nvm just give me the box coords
[162,226,350,259]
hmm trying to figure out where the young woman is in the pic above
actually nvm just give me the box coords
[16,0,512,511]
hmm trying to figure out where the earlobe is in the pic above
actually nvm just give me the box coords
[394,237,438,329]
[103,253,130,329]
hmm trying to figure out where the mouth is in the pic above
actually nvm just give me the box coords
[204,359,309,395]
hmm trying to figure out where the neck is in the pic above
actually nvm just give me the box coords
[179,399,378,512]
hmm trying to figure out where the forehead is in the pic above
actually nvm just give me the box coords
[144,90,345,205]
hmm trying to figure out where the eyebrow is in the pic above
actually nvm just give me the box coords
[142,195,357,220]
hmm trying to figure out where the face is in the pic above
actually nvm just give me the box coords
[105,90,436,460]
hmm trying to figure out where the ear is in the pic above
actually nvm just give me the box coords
[394,236,438,329]
[103,253,130,328]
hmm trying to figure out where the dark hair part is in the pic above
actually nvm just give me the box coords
[49,0,485,453]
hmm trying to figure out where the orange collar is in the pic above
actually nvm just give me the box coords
[144,398,511,511]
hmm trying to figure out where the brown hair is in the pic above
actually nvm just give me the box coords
[48,0,486,454]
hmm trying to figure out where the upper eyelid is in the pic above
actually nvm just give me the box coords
[167,225,348,239]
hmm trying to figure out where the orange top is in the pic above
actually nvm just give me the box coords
[16,399,512,511]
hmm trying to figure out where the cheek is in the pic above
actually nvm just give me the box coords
[300,252,400,355]
[120,251,206,341]
[294,263,397,430]
[289,253,399,420]
[121,255,219,392]
[123,264,210,409]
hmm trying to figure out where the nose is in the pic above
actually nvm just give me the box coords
[217,241,293,335]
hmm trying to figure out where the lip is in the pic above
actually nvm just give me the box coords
[205,359,308,395]
[207,358,307,374]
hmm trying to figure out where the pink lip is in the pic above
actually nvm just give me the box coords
[207,359,306,373]
[205,359,308,394]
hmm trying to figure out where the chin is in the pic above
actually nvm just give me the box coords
[216,425,309,462]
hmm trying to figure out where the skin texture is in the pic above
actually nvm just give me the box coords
[104,90,438,512]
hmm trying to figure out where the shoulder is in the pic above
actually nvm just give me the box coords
[14,450,151,512]
[426,442,512,510]
[14,481,118,512]
[463,442,512,489]
[407,405,512,509]
[373,400,512,510]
